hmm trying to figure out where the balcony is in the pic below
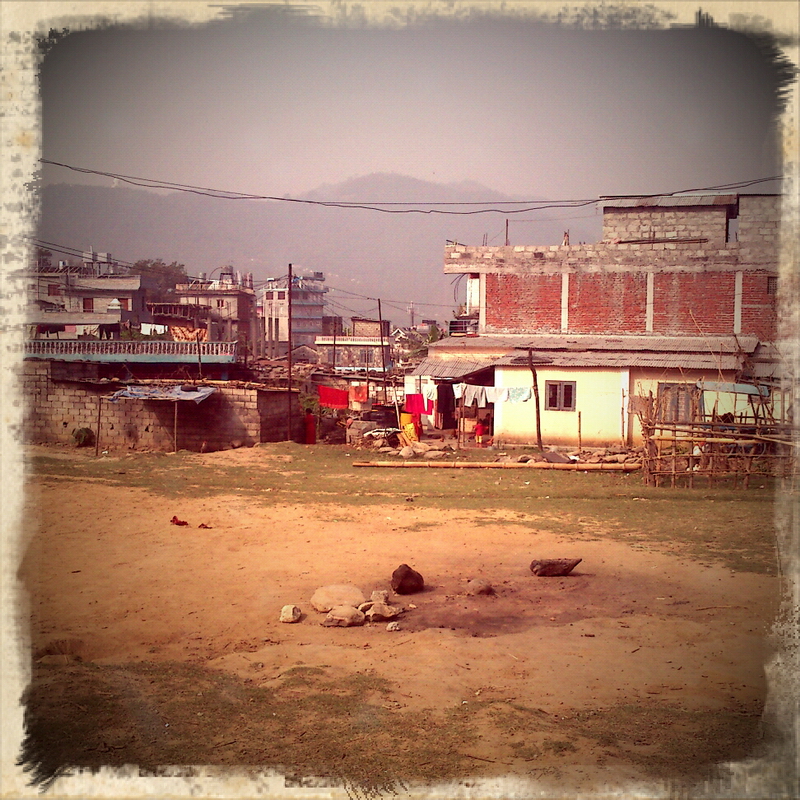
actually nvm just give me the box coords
[24,339,239,363]
[448,318,480,336]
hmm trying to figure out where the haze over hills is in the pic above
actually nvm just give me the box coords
[38,174,602,325]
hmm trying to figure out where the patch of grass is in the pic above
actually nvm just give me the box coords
[541,737,578,755]
[19,661,474,795]
[563,704,766,782]
[28,444,780,574]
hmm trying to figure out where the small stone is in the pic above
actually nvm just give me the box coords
[391,563,425,595]
[365,602,403,621]
[371,589,390,604]
[37,654,81,665]
[386,621,401,632]
[543,451,572,464]
[466,578,494,596]
[321,605,365,627]
[310,585,366,613]
[279,604,302,623]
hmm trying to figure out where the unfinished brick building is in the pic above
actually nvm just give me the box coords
[417,194,784,448]
[446,194,779,342]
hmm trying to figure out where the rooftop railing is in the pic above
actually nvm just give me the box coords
[24,339,239,363]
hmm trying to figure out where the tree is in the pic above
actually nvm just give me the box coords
[35,247,53,269]
[129,259,187,302]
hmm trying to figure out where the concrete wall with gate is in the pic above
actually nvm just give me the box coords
[21,360,302,452]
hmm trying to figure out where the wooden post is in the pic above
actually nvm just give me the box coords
[173,401,178,453]
[392,376,402,428]
[578,411,582,452]
[95,395,102,457]
[196,329,203,380]
[287,263,293,442]
[527,349,544,452]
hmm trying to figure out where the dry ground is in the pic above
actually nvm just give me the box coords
[12,443,791,797]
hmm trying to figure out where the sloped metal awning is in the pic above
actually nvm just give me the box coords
[696,381,770,398]
[109,385,217,403]
[409,357,498,380]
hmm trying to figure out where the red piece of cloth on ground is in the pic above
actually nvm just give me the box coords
[318,385,349,409]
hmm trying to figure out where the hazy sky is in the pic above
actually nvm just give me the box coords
[39,5,786,202]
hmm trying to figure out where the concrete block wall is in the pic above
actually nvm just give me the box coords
[601,206,729,244]
[735,196,781,269]
[22,361,302,452]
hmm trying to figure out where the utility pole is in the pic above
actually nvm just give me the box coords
[505,219,509,247]
[407,301,415,328]
[286,263,293,442]
[377,297,388,404]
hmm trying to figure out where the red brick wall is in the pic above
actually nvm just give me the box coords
[653,272,735,335]
[741,272,778,342]
[483,269,777,340]
[568,273,647,333]
[485,274,561,332]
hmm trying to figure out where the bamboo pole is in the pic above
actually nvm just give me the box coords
[352,461,641,471]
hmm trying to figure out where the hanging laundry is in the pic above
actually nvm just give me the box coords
[507,387,533,403]
[349,384,369,403]
[484,387,509,404]
[436,383,457,429]
[422,384,438,403]
[318,385,349,409]
[463,385,487,407]
[452,383,464,401]
[405,393,433,415]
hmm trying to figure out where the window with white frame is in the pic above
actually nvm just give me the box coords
[545,380,576,411]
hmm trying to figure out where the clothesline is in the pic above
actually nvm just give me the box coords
[453,384,533,407]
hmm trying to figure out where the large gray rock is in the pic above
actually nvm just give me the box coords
[398,446,416,459]
[310,585,366,613]
[321,605,366,627]
[529,558,582,577]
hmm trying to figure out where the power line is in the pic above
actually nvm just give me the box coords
[26,237,139,267]
[40,159,782,216]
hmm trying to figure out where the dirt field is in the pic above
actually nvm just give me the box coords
[13,443,790,797]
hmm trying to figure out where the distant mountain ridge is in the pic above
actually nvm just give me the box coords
[39,175,601,323]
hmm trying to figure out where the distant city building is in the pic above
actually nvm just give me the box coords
[315,316,393,372]
[258,272,327,357]
[25,249,156,339]
[169,270,260,358]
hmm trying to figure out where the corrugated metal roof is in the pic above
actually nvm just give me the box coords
[109,385,217,403]
[599,195,738,209]
[496,352,743,371]
[408,357,496,379]
[430,334,758,355]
